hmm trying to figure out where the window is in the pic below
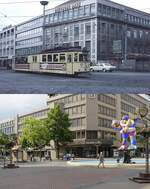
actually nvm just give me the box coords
[133,30,137,38]
[85,24,91,35]
[98,94,116,106]
[79,54,84,62]
[81,131,85,138]
[139,31,143,38]
[60,54,66,62]
[49,14,53,23]
[102,23,106,33]
[74,42,79,47]
[87,131,97,139]
[32,56,37,63]
[69,9,73,19]
[85,5,90,16]
[74,53,78,62]
[74,26,79,36]
[79,6,84,17]
[127,31,131,38]
[48,54,52,62]
[54,13,58,22]
[58,12,63,21]
[63,10,68,20]
[53,54,59,62]
[73,8,79,18]
[67,54,72,63]
[42,55,47,62]
[98,105,116,117]
[90,4,95,16]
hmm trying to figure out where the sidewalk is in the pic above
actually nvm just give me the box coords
[17,160,69,168]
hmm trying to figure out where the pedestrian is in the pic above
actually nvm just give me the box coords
[30,154,33,162]
[98,152,105,168]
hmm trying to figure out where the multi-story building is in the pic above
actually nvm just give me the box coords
[0,117,18,135]
[17,107,49,135]
[0,94,149,159]
[15,16,43,61]
[14,0,150,70]
[0,25,16,69]
[47,94,149,157]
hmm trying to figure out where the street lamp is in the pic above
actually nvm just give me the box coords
[130,107,150,183]
[40,1,49,51]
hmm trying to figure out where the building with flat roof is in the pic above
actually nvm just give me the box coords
[17,107,49,135]
[47,94,150,157]
[0,117,18,135]
[13,0,150,71]
[0,25,15,69]
[0,94,149,159]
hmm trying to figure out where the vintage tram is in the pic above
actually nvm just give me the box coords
[14,47,90,75]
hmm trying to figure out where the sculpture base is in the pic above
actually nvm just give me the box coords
[129,172,150,183]
[3,163,19,169]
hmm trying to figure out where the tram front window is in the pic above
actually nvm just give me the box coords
[74,53,78,62]
[79,54,84,62]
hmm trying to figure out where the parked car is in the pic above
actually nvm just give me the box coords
[90,63,116,72]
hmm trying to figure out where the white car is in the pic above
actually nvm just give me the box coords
[90,63,116,72]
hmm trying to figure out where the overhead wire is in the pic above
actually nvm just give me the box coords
[0,1,41,4]
[0,0,63,4]
[0,11,17,23]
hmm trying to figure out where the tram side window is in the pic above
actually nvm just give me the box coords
[42,55,47,62]
[32,56,37,63]
[74,53,78,62]
[48,54,52,62]
[53,54,59,62]
[67,54,72,63]
[60,54,66,62]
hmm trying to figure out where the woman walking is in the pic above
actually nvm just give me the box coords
[98,152,105,168]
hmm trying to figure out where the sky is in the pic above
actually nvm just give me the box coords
[0,95,48,121]
[0,0,150,29]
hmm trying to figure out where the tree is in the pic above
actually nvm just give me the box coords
[45,105,73,159]
[0,131,9,147]
[0,131,17,165]
[20,117,50,161]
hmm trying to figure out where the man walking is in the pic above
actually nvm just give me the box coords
[98,152,105,168]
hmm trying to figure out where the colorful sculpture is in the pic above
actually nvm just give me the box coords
[112,115,138,150]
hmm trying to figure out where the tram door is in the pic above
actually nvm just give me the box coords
[67,53,74,74]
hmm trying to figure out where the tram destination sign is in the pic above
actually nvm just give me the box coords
[55,0,81,12]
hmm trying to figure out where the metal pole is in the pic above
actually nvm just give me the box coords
[124,24,127,64]
[43,5,46,51]
[145,121,149,174]
[146,136,149,174]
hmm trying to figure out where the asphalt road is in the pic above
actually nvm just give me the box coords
[0,166,149,189]
[0,70,150,93]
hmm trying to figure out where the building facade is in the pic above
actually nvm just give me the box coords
[0,25,16,69]
[10,0,150,70]
[47,94,150,157]
[0,117,18,135]
[0,94,149,159]
[15,16,43,62]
